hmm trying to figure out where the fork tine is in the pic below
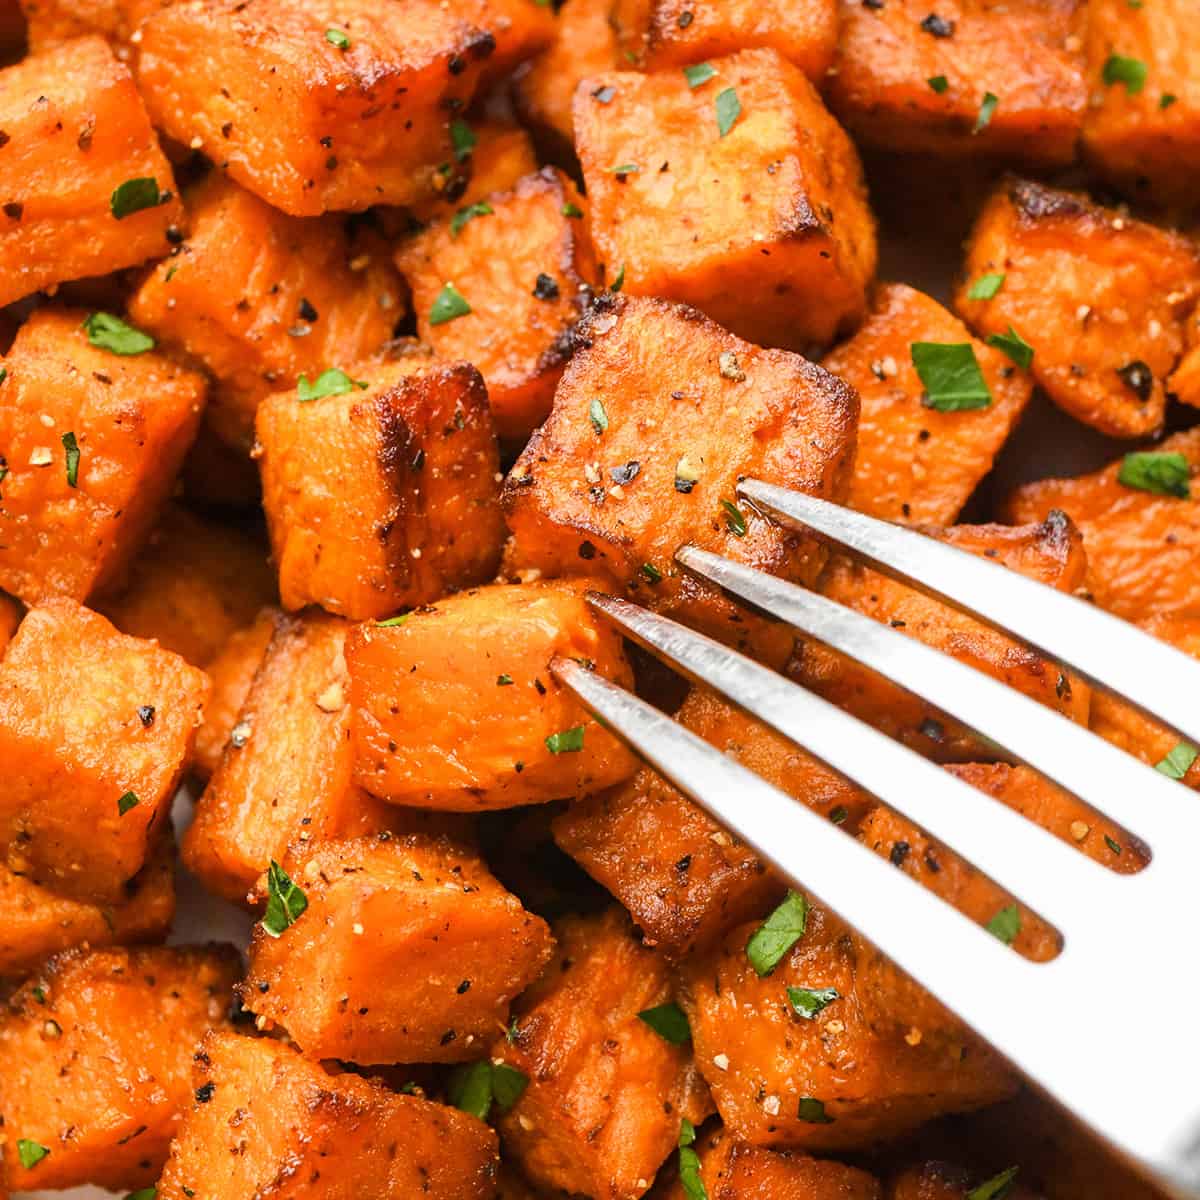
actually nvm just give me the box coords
[676,545,1194,850]
[583,592,1117,932]
[738,480,1200,747]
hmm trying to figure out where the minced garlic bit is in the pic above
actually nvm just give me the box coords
[314,681,344,712]
[230,719,252,748]
[718,350,746,382]
[905,1026,923,1047]
[1070,820,1090,842]
[712,1052,730,1071]
[28,446,53,466]
[762,1094,781,1116]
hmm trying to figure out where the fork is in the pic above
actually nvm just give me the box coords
[548,480,1200,1200]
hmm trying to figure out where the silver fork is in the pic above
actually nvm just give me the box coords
[549,481,1200,1200]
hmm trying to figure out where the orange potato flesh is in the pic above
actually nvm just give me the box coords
[0,35,184,306]
[0,308,206,606]
[0,944,241,1192]
[21,0,165,50]
[574,50,877,349]
[349,579,640,810]
[823,282,1033,526]
[0,599,208,903]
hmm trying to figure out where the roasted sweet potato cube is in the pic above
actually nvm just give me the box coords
[0,308,206,606]
[1081,0,1200,204]
[157,1031,500,1200]
[0,944,240,1192]
[1005,427,1200,621]
[0,36,183,306]
[395,167,596,441]
[0,830,174,978]
[954,179,1200,438]
[183,610,394,905]
[828,0,1085,162]
[679,902,1016,1151]
[243,833,553,1064]
[95,504,274,666]
[788,517,1091,762]
[553,685,873,959]
[135,0,547,215]
[256,358,503,620]
[574,50,876,348]
[823,283,1033,525]
[349,579,638,809]
[503,295,857,665]
[491,907,712,1199]
[129,176,403,450]
[0,600,208,902]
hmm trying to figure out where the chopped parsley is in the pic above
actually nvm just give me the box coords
[967,272,1005,300]
[678,1119,708,1200]
[376,613,410,627]
[83,312,155,356]
[497,673,514,686]
[127,1190,158,1200]
[746,890,808,976]
[797,1097,834,1124]
[61,431,79,487]
[715,87,741,137]
[296,368,367,402]
[973,91,998,133]
[429,283,472,325]
[605,163,641,175]
[1105,835,1122,856]
[1117,451,1190,498]
[985,325,1033,369]
[786,986,840,1020]
[683,62,716,88]
[830,805,848,825]
[110,177,164,220]
[986,903,1020,945]
[610,263,626,292]
[545,725,585,754]
[640,562,663,584]
[1155,740,1198,779]
[261,859,307,937]
[637,1001,691,1043]
[1161,93,1178,110]
[911,342,992,411]
[589,397,609,434]
[967,1166,1020,1200]
[450,118,476,161]
[1103,54,1147,94]
[491,1062,529,1112]
[450,201,492,237]
[927,74,949,93]
[325,27,350,48]
[447,1060,529,1120]
[117,790,140,816]
[562,201,584,218]
[17,1140,48,1170]
[721,498,747,537]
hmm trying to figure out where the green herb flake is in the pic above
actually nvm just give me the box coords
[968,272,1005,300]
[325,27,350,48]
[986,903,1021,945]
[1104,835,1123,856]
[545,725,585,754]
[1103,54,1148,94]
[640,562,663,584]
[562,201,584,218]
[967,1166,1020,1200]
[450,201,493,237]
[297,367,368,402]
[721,498,747,537]
[261,859,308,937]
[375,613,410,627]
[17,1140,49,1170]
[117,790,139,816]
[797,1097,834,1124]
[927,74,949,93]
[83,312,156,356]
[450,118,476,162]
[683,61,716,88]
[830,805,849,825]
[0,366,6,383]
[110,177,163,220]
[715,86,741,137]
[127,1189,158,1200]
[429,282,472,326]
[605,163,641,175]
[492,1062,530,1113]
[746,890,808,976]
[678,1119,708,1200]
[589,396,609,434]
[985,325,1034,369]
[1118,451,1191,498]
[1161,92,1178,109]
[1155,740,1198,779]
[610,263,626,292]
[447,1059,493,1121]
[497,673,514,686]
[786,985,840,1020]
[61,431,80,488]
[973,91,998,133]
[637,1001,691,1043]
[911,341,992,411]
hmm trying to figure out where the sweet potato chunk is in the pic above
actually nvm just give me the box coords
[257,358,503,620]
[491,907,712,1199]
[788,517,1090,762]
[0,36,183,306]
[554,685,873,959]
[243,833,553,1064]
[503,295,857,664]
[135,0,548,215]
[679,901,1016,1151]
[574,50,876,348]
[0,943,240,1192]
[395,167,596,440]
[0,308,206,606]
[954,179,1200,438]
[1005,427,1200,622]
[183,610,394,905]
[823,283,1033,525]
[95,504,274,666]
[20,0,163,50]
[828,0,1085,162]
[157,1031,500,1200]
[129,176,403,450]
[0,830,174,978]
[0,600,207,902]
[349,580,638,810]
[1082,0,1200,204]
